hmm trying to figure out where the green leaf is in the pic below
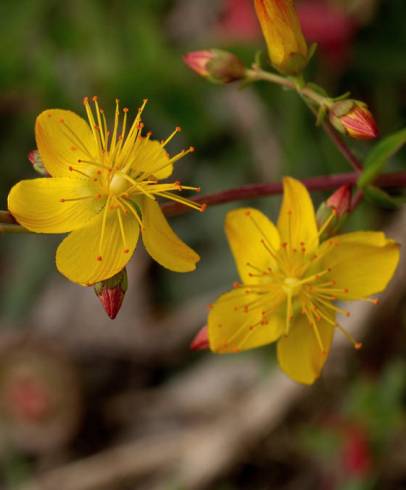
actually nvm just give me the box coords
[363,185,404,209]
[358,128,406,188]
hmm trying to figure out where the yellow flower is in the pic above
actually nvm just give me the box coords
[208,177,399,384]
[8,98,204,285]
[254,0,309,75]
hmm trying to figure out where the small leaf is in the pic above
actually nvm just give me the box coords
[363,185,403,209]
[358,128,406,188]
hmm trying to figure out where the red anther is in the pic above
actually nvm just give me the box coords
[123,107,129,113]
[96,256,103,261]
[83,96,89,104]
[345,312,351,318]
[207,303,213,310]
[195,187,201,193]
[176,126,182,132]
[143,98,148,104]
[92,95,98,101]
[189,146,196,152]
[232,282,241,289]
[100,108,104,113]
[373,299,380,305]
[200,203,208,213]
[355,342,363,350]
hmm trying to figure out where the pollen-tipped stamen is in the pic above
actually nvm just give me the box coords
[336,322,363,350]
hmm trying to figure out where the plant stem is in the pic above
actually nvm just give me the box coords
[163,171,406,217]
[321,119,363,173]
[246,66,364,173]
[1,172,404,230]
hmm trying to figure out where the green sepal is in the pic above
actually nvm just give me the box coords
[358,128,406,188]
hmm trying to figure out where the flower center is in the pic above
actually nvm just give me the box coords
[282,276,301,295]
[109,174,129,196]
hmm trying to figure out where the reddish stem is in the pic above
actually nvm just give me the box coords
[322,121,364,172]
[163,171,406,217]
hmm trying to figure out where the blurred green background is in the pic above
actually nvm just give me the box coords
[0,1,405,489]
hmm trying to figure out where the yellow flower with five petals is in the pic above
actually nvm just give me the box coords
[208,177,399,384]
[8,97,204,285]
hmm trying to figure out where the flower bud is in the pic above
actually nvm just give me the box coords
[190,325,209,351]
[329,100,378,140]
[317,185,351,239]
[94,268,128,320]
[183,49,246,84]
[254,0,309,75]
[28,149,49,176]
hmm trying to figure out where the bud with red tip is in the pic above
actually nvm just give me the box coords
[183,49,246,84]
[28,149,49,176]
[317,185,352,239]
[191,325,209,351]
[94,268,128,320]
[329,100,378,140]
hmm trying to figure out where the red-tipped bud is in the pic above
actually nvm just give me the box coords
[94,268,128,320]
[183,49,246,84]
[329,100,378,140]
[191,325,209,351]
[28,149,49,176]
[326,185,352,218]
[317,185,352,239]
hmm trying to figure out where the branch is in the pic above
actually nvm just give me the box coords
[163,171,406,217]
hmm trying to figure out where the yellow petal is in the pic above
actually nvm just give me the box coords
[208,289,284,353]
[140,197,199,272]
[56,207,139,285]
[319,231,400,300]
[277,177,319,253]
[36,109,97,177]
[225,207,280,284]
[277,315,334,384]
[130,139,173,180]
[8,178,103,233]
[254,0,308,75]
